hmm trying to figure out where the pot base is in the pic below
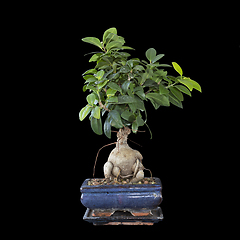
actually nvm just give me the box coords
[83,207,163,225]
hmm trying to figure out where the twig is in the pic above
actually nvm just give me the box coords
[93,142,116,178]
[165,82,178,89]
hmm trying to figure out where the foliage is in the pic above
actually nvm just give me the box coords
[79,27,202,139]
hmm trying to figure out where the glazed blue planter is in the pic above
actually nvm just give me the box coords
[80,177,163,210]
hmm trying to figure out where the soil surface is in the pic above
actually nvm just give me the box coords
[88,178,156,186]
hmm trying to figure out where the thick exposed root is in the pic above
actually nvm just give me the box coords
[104,127,146,183]
[93,127,152,184]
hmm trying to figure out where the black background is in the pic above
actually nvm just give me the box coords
[51,3,239,237]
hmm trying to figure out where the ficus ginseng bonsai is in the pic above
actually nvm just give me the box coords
[79,27,201,183]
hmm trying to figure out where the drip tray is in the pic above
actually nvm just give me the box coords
[83,207,163,225]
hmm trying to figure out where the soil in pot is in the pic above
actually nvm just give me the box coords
[88,177,156,186]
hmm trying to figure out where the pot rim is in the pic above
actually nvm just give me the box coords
[80,177,162,193]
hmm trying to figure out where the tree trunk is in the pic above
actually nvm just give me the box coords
[103,127,145,183]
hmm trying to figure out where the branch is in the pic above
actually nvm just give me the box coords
[99,101,110,112]
[166,82,178,89]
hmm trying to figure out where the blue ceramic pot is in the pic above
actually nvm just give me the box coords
[80,178,163,210]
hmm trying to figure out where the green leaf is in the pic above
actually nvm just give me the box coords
[158,64,172,68]
[132,121,138,133]
[117,36,125,45]
[104,116,111,139]
[121,110,136,122]
[146,48,156,63]
[119,65,131,73]
[114,105,126,115]
[108,72,119,80]
[106,41,123,51]
[92,106,100,119]
[159,84,169,95]
[95,70,105,80]
[121,46,135,50]
[103,27,117,44]
[172,62,183,76]
[107,96,118,103]
[146,93,170,107]
[142,60,148,65]
[136,115,145,126]
[82,37,103,50]
[83,75,97,83]
[103,69,114,79]
[79,105,92,121]
[178,78,194,91]
[148,99,160,110]
[127,60,134,68]
[117,95,136,104]
[133,86,143,92]
[140,69,153,85]
[109,110,124,128]
[121,81,132,93]
[135,90,146,100]
[175,85,192,97]
[132,95,145,111]
[169,94,183,109]
[155,69,168,78]
[105,32,119,45]
[83,85,97,93]
[89,53,102,62]
[143,79,158,88]
[91,116,103,135]
[97,80,109,91]
[107,82,122,94]
[87,93,97,106]
[128,103,138,112]
[106,88,117,97]
[169,87,184,101]
[152,54,164,63]
[82,69,97,75]
[133,65,145,71]
[190,79,202,92]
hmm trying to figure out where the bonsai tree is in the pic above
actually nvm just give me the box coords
[79,27,202,183]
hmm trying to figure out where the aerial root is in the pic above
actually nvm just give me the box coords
[144,168,153,181]
[93,142,116,178]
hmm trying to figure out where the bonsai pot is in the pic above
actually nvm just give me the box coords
[80,177,163,225]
